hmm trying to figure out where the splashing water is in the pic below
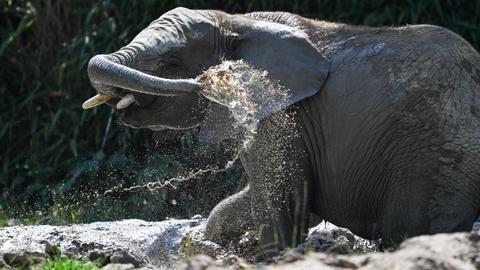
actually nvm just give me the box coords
[102,60,291,196]
[199,60,290,150]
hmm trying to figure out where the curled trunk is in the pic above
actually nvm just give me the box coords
[87,54,201,96]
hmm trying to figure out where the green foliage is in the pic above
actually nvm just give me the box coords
[0,243,97,269]
[41,257,98,270]
[385,239,401,252]
[384,234,408,252]
[1,0,479,223]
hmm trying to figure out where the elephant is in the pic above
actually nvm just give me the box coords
[83,7,480,254]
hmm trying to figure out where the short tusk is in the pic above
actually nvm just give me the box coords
[82,94,112,110]
[116,94,136,109]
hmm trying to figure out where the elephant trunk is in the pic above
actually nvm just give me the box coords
[83,53,202,109]
[87,54,202,97]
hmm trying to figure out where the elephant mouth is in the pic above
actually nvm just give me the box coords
[81,91,159,129]
[118,106,160,130]
[117,95,194,131]
[116,96,159,128]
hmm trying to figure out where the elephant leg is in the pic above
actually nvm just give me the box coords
[248,175,310,255]
[381,149,480,244]
[204,185,253,245]
[241,112,312,255]
[428,197,479,234]
[427,160,480,234]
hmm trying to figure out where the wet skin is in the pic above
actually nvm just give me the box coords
[86,8,480,253]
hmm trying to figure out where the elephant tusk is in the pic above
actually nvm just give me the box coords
[116,93,136,109]
[82,94,112,110]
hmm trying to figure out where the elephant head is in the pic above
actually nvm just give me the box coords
[85,8,330,141]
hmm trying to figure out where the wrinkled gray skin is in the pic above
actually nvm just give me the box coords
[87,7,480,255]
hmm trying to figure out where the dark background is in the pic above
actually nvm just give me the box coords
[1,0,479,225]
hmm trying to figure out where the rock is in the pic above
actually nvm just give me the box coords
[177,254,248,270]
[88,249,111,266]
[279,250,304,263]
[230,230,260,260]
[41,240,61,258]
[295,221,375,255]
[3,252,46,268]
[264,232,480,270]
[1,218,479,269]
[110,250,142,267]
[0,219,199,268]
[321,255,359,268]
[264,253,337,270]
[179,255,216,270]
[220,255,248,268]
[101,263,136,270]
[358,232,480,270]
[182,224,227,259]
[178,254,245,270]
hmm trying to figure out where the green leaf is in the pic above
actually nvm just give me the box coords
[0,18,33,57]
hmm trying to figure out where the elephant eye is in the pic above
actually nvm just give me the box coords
[161,57,180,68]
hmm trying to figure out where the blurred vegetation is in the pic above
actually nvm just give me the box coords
[1,0,479,224]
[41,257,99,270]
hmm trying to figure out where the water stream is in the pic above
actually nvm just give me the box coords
[102,60,290,196]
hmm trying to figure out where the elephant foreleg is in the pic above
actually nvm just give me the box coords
[204,185,253,245]
[247,170,310,254]
[241,112,312,255]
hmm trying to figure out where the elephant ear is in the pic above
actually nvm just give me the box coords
[199,16,330,143]
[231,17,330,109]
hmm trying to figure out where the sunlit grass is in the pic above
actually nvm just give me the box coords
[41,257,98,270]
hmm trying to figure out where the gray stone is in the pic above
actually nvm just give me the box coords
[110,250,142,267]
[3,252,46,268]
[40,240,61,258]
[220,254,248,268]
[182,224,227,259]
[279,250,304,263]
[1,219,479,269]
[178,255,233,270]
[264,232,480,270]
[358,232,480,270]
[0,219,197,268]
[176,254,249,270]
[88,249,111,266]
[101,263,136,270]
[295,221,375,255]
[179,255,214,270]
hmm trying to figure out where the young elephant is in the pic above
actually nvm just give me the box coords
[84,8,480,253]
